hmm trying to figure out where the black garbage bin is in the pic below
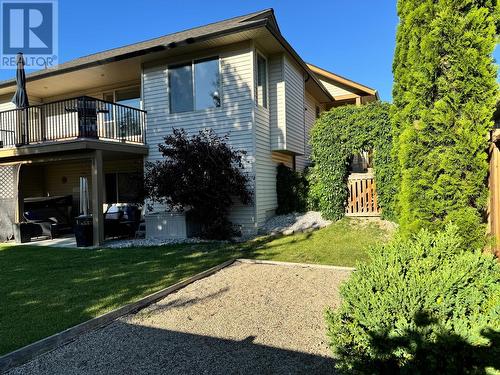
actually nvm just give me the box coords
[75,215,93,247]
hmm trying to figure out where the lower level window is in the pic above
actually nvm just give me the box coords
[105,172,143,203]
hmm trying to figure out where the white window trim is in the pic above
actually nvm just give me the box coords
[167,56,222,114]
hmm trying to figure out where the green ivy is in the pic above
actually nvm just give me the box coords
[392,0,500,249]
[309,102,398,221]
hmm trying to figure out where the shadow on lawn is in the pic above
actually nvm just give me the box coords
[10,321,335,374]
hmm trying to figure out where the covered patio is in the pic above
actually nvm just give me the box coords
[0,141,147,246]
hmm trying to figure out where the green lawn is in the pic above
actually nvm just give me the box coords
[253,218,389,267]
[0,218,390,355]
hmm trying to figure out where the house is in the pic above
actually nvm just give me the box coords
[0,9,378,246]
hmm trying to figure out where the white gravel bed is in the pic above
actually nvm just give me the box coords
[104,211,330,248]
[259,211,332,236]
[103,237,208,249]
[9,261,350,374]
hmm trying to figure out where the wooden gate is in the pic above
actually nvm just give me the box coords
[345,173,380,217]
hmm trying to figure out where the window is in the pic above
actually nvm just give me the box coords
[103,86,141,136]
[256,54,267,108]
[116,87,141,109]
[169,63,193,113]
[195,58,221,110]
[102,86,142,137]
[105,172,143,203]
[168,57,221,113]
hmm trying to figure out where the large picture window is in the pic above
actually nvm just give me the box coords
[169,57,221,113]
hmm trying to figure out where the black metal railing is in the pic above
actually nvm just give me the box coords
[0,96,146,148]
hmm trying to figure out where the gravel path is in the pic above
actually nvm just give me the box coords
[8,261,351,375]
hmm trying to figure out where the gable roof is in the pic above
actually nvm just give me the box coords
[307,63,379,99]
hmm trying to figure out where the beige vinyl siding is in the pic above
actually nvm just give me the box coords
[0,94,15,112]
[0,94,42,109]
[283,56,305,155]
[271,151,294,168]
[296,91,324,171]
[269,55,286,150]
[254,102,276,225]
[255,153,296,225]
[318,77,355,98]
[268,55,306,155]
[143,43,257,234]
[44,160,91,199]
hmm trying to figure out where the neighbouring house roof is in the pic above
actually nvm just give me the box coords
[307,63,379,100]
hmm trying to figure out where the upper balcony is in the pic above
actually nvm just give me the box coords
[0,96,147,160]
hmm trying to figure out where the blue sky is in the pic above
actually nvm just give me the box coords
[1,0,498,101]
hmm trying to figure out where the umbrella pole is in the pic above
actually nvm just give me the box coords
[24,108,29,144]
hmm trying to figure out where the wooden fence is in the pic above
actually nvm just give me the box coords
[345,173,381,217]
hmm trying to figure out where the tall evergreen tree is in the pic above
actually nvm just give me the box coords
[393,0,499,248]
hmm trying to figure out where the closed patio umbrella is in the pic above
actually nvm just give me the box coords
[12,53,29,108]
[11,53,29,145]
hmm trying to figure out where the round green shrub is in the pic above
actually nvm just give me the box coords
[326,225,500,374]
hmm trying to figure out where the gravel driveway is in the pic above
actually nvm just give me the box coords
[8,261,351,375]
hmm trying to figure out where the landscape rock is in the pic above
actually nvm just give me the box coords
[259,211,332,236]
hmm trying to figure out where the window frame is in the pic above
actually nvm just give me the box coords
[167,56,222,114]
[255,52,268,109]
[102,85,142,138]
[102,84,142,109]
[105,172,144,204]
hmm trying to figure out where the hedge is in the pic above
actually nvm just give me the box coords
[392,0,500,249]
[308,102,397,221]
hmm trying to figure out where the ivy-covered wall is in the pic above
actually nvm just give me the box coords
[309,102,397,221]
[392,0,499,249]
